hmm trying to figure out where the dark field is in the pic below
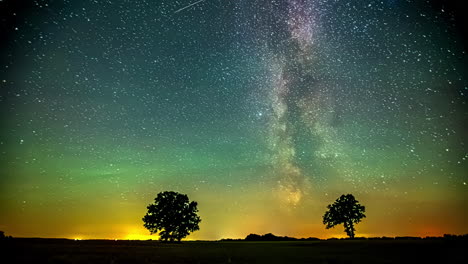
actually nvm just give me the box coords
[2,238,467,264]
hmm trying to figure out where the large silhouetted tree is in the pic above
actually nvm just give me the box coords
[323,194,366,239]
[143,191,201,242]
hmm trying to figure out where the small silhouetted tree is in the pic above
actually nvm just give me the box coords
[142,191,201,242]
[323,194,366,239]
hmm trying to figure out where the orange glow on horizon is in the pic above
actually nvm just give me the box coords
[124,233,157,240]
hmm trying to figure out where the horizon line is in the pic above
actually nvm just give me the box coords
[5,233,467,241]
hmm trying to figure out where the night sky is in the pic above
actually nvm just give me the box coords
[0,0,467,240]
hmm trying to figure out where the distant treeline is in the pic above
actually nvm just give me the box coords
[244,233,320,241]
[220,233,468,242]
[219,233,319,241]
[0,231,13,240]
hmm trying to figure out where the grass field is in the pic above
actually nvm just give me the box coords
[2,238,467,264]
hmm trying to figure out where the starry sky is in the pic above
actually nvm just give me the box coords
[0,0,467,240]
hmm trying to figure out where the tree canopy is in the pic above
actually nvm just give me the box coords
[142,191,201,242]
[323,194,366,238]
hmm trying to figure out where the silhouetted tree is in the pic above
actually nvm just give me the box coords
[323,194,366,239]
[142,191,201,242]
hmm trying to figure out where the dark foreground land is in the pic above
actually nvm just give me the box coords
[2,238,467,264]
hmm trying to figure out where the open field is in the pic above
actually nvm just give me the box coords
[2,238,467,264]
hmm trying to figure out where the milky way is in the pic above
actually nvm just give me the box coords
[0,0,467,239]
[264,0,321,207]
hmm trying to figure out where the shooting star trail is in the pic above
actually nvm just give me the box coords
[174,0,207,14]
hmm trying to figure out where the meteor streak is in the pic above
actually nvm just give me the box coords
[174,0,207,14]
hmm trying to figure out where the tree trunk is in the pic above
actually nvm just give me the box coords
[349,222,354,239]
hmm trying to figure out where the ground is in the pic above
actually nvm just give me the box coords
[2,238,467,263]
